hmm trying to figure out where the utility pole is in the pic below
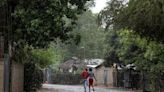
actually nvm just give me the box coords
[81,46,85,60]
[3,1,13,92]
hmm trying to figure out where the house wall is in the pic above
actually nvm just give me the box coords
[106,67,114,87]
[94,66,104,85]
[94,66,114,87]
[11,63,24,92]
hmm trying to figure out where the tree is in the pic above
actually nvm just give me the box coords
[10,0,94,64]
[103,30,121,67]
[12,0,93,48]
[117,29,164,91]
[63,11,107,59]
[104,29,164,91]
[120,0,164,43]
[98,0,164,42]
[30,44,62,68]
[99,0,164,91]
[97,0,126,30]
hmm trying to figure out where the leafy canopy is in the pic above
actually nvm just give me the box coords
[61,11,107,59]
[10,0,93,65]
[98,0,164,42]
[12,0,93,48]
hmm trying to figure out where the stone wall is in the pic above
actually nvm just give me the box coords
[11,63,24,92]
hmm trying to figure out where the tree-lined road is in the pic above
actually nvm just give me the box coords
[38,84,141,92]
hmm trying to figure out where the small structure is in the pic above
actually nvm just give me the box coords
[85,59,115,87]
[59,57,86,73]
[95,66,115,87]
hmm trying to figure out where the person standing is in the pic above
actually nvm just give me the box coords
[81,68,89,92]
[88,68,97,92]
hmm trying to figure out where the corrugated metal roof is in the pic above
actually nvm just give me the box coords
[85,59,104,68]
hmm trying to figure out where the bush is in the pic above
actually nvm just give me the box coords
[24,62,43,92]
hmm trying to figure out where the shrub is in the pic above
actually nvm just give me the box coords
[24,62,43,92]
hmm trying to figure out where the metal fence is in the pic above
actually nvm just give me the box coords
[43,68,82,85]
[50,72,82,85]
[140,72,164,92]
[114,70,142,90]
[114,70,164,92]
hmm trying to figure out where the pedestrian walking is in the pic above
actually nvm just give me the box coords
[87,68,97,92]
[81,68,89,92]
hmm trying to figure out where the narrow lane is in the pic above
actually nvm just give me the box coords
[38,84,141,92]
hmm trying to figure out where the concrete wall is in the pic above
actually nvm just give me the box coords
[0,62,24,92]
[94,66,104,85]
[0,34,4,92]
[0,36,3,60]
[0,61,4,92]
[94,66,114,87]
[11,63,24,92]
[105,67,114,87]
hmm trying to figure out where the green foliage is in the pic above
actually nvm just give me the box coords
[60,11,107,59]
[0,0,6,6]
[98,0,164,42]
[103,30,120,66]
[12,0,93,48]
[44,11,107,63]
[104,29,164,91]
[31,47,57,68]
[13,45,32,64]
[109,29,164,71]
[13,43,63,69]
[75,11,107,59]
[98,0,126,30]
[24,63,43,92]
[119,0,164,42]
[11,0,93,65]
[100,0,164,90]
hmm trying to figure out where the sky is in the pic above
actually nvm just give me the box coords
[91,0,108,13]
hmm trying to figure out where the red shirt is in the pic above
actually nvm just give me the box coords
[81,70,89,79]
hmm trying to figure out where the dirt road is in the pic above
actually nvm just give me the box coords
[38,84,141,92]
